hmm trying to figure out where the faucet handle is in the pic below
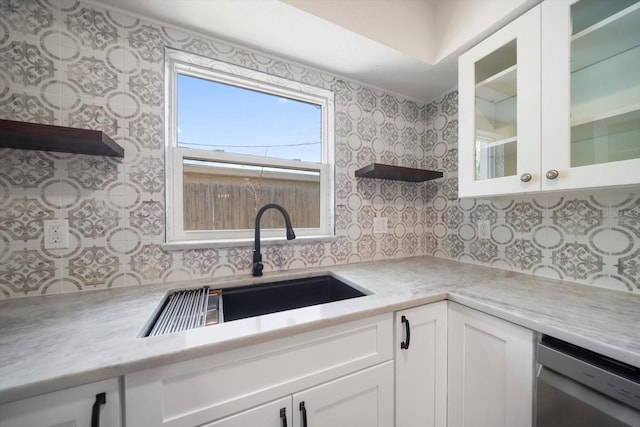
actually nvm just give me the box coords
[252,261,264,277]
[252,250,264,276]
[286,228,296,240]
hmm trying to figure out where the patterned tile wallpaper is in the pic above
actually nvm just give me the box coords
[424,92,640,293]
[0,0,638,298]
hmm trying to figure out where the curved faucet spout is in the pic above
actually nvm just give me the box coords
[253,203,296,277]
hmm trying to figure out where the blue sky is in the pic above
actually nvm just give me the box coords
[177,74,322,162]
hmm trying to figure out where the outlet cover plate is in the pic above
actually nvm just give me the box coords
[44,219,69,249]
[477,220,491,239]
[373,217,388,234]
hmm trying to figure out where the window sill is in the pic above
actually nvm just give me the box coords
[163,234,337,251]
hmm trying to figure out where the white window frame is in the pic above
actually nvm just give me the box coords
[164,48,335,247]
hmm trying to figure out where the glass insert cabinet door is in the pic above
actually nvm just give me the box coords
[458,6,541,198]
[474,40,517,181]
[542,0,640,191]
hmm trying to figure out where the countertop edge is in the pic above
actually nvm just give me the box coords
[0,292,448,404]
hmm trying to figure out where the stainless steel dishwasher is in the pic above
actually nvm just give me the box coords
[536,335,640,427]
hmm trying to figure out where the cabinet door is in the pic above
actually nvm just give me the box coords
[395,301,447,427]
[125,314,392,426]
[0,378,122,427]
[292,362,393,427]
[542,0,640,191]
[448,302,535,427]
[202,397,291,427]
[458,5,541,197]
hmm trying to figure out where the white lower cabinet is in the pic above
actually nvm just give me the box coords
[0,378,122,427]
[205,362,393,427]
[125,314,393,426]
[1,302,541,427]
[395,301,447,427]
[202,396,291,427]
[293,362,394,427]
[448,302,535,427]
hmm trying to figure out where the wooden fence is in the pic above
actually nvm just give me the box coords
[184,170,320,231]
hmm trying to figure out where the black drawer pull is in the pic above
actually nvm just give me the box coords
[91,392,106,427]
[280,407,287,427]
[300,401,308,427]
[401,315,411,350]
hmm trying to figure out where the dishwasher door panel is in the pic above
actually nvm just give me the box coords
[536,367,640,427]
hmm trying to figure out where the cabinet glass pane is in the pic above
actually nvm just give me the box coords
[570,0,640,167]
[474,40,517,180]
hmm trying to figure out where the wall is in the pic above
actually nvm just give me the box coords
[0,0,435,298]
[0,1,637,299]
[423,91,640,292]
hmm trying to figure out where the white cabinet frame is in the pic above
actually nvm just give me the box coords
[448,302,535,427]
[541,0,640,191]
[459,6,541,198]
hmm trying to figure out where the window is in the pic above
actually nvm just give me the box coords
[165,48,335,245]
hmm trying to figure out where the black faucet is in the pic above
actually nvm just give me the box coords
[253,203,296,277]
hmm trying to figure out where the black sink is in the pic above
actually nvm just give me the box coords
[221,275,367,322]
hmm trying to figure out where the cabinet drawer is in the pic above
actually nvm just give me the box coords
[125,313,393,426]
[0,378,121,427]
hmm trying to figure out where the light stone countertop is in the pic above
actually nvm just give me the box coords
[0,256,638,404]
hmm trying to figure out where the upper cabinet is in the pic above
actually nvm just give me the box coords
[459,0,640,198]
[458,6,541,197]
[541,0,640,192]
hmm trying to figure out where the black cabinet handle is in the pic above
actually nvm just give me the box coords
[300,401,308,427]
[400,315,411,350]
[91,392,106,427]
[280,407,288,427]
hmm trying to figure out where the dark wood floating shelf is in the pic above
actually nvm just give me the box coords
[355,163,444,182]
[0,119,124,157]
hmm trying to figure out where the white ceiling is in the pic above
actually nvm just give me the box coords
[90,0,536,103]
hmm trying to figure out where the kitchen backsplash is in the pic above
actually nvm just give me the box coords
[0,0,637,298]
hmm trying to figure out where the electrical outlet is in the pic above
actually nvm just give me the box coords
[477,220,491,239]
[373,217,388,234]
[44,219,69,249]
